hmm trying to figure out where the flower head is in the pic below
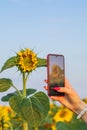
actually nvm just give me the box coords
[16,48,38,73]
[0,105,11,129]
[53,107,73,123]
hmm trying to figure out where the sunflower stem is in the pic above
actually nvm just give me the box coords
[23,73,27,97]
[23,121,28,130]
[25,73,29,81]
[8,122,13,130]
[22,73,28,130]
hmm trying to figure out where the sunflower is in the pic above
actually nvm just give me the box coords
[16,48,38,73]
[51,124,56,130]
[53,107,73,123]
[0,105,11,129]
[44,123,56,130]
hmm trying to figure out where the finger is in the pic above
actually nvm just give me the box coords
[50,96,64,103]
[44,79,48,83]
[56,87,72,95]
[44,86,48,90]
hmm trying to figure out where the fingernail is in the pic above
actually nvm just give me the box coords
[44,79,48,83]
[53,87,60,90]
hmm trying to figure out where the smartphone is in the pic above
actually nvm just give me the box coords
[47,54,65,96]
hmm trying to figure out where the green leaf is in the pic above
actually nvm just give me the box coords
[1,88,37,102]
[21,98,42,127]
[37,58,47,67]
[69,119,87,130]
[32,92,50,118]
[56,119,87,130]
[9,91,50,128]
[26,88,37,96]
[56,122,70,130]
[18,88,37,96]
[21,92,50,128]
[0,78,13,92]
[1,93,17,102]
[9,95,22,114]
[0,56,17,72]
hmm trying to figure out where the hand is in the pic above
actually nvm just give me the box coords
[44,78,83,113]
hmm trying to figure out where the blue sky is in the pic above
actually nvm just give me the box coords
[0,0,87,105]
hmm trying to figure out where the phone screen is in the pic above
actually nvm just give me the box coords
[47,54,65,96]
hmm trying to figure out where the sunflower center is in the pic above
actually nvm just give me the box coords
[16,48,38,72]
[59,110,67,117]
[23,55,33,67]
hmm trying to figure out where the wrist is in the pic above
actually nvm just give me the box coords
[73,100,87,115]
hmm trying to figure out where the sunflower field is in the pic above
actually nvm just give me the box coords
[0,99,87,130]
[0,48,87,130]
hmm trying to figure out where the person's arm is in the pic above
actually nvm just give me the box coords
[74,100,87,123]
[82,110,87,123]
[44,78,87,123]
